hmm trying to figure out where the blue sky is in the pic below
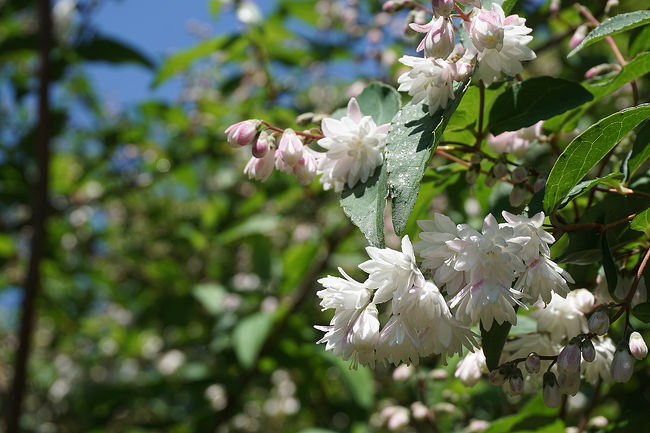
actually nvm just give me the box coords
[85,0,231,105]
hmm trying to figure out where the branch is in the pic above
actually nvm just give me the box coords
[4,0,52,431]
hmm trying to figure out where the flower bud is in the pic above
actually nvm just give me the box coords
[465,167,479,185]
[244,149,275,182]
[569,25,588,50]
[588,310,609,336]
[584,63,620,79]
[549,0,560,13]
[252,133,270,158]
[505,368,524,396]
[294,151,318,185]
[610,348,634,382]
[533,178,546,193]
[489,368,506,386]
[455,60,474,81]
[393,363,414,382]
[470,8,505,51]
[571,288,595,313]
[581,339,596,362]
[470,153,482,165]
[558,370,580,396]
[511,166,528,183]
[558,343,581,374]
[605,0,619,13]
[382,0,397,12]
[629,331,647,360]
[296,112,314,125]
[225,120,260,148]
[509,186,526,207]
[275,128,304,172]
[410,401,429,420]
[485,170,498,187]
[410,17,455,59]
[525,353,541,374]
[432,0,455,17]
[543,372,561,408]
[493,162,507,178]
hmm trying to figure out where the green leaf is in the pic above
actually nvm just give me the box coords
[386,81,470,236]
[192,283,226,315]
[76,34,154,69]
[354,82,401,125]
[601,234,618,297]
[527,187,545,217]
[629,27,650,57]
[544,104,650,213]
[297,429,338,433]
[338,83,400,247]
[557,172,624,209]
[488,77,593,135]
[278,241,321,294]
[340,164,388,247]
[501,0,517,14]
[632,302,650,323]
[322,351,375,408]
[630,207,650,234]
[568,10,650,57]
[232,312,274,369]
[626,119,650,179]
[153,34,239,86]
[481,316,513,371]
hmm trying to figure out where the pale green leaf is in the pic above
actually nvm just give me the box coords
[626,119,650,178]
[568,10,650,57]
[355,82,401,125]
[232,313,274,369]
[544,104,650,213]
[322,351,375,408]
[192,283,226,315]
[630,207,650,234]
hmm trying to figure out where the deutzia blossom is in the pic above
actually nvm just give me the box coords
[470,4,536,85]
[376,315,421,365]
[581,337,616,384]
[275,128,304,173]
[488,121,544,158]
[455,348,487,387]
[501,211,554,261]
[530,291,588,342]
[397,56,457,115]
[316,268,372,311]
[244,148,275,182]
[514,256,573,304]
[316,98,389,192]
[447,215,528,330]
[410,16,456,59]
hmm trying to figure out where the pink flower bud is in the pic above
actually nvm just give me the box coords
[558,370,580,396]
[392,364,414,382]
[382,0,396,12]
[252,135,270,158]
[432,0,455,17]
[610,348,634,382]
[534,178,546,193]
[244,148,275,182]
[558,343,581,373]
[569,24,588,49]
[410,16,455,59]
[629,331,647,360]
[588,310,609,335]
[225,120,259,147]
[581,339,596,362]
[493,162,507,178]
[488,131,516,154]
[410,402,429,420]
[549,0,560,14]
[584,63,620,79]
[525,353,541,374]
[275,128,303,173]
[455,60,474,81]
[470,7,505,51]
[293,150,318,185]
[505,368,523,396]
[543,372,561,407]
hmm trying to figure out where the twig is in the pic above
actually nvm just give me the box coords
[592,187,650,199]
[262,122,324,140]
[560,213,637,233]
[4,0,52,431]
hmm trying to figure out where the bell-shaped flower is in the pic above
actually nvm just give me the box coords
[376,315,421,366]
[275,128,304,172]
[454,349,487,387]
[316,267,372,311]
[294,149,318,185]
[243,147,275,182]
[225,120,259,147]
[410,16,456,59]
[530,291,588,343]
[581,336,616,385]
[514,256,572,305]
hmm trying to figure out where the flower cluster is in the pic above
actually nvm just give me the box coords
[316,236,477,368]
[487,121,544,158]
[396,0,535,114]
[415,211,571,330]
[228,97,389,192]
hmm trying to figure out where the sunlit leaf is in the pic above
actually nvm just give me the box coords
[568,10,650,57]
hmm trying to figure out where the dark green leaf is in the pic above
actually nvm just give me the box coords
[386,81,469,236]
[0,34,37,57]
[76,35,154,69]
[557,172,624,209]
[544,104,650,213]
[626,119,650,179]
[321,351,375,408]
[588,52,650,100]
[340,164,388,247]
[629,27,650,57]
[501,0,518,14]
[488,77,593,135]
[232,313,274,369]
[630,207,650,234]
[481,316,513,371]
[601,234,618,297]
[355,82,401,125]
[527,187,545,217]
[568,10,650,57]
[632,302,650,323]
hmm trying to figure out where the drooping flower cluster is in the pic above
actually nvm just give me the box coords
[397,0,536,114]
[316,236,477,368]
[487,121,544,158]
[415,211,572,330]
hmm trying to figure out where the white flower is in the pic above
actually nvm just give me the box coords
[236,1,263,25]
[471,4,536,85]
[581,337,615,384]
[570,288,595,314]
[455,349,487,387]
[53,0,78,42]
[316,268,372,311]
[397,56,457,115]
[294,149,318,185]
[595,274,647,307]
[530,291,587,343]
[359,235,421,305]
[502,333,560,373]
[243,148,275,182]
[376,315,421,365]
[410,16,456,59]
[345,303,381,368]
[501,211,554,261]
[447,215,529,329]
[514,256,573,304]
[275,128,303,173]
[488,121,544,158]
[316,98,389,192]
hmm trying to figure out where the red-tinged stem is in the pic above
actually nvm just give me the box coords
[412,1,435,15]
[560,213,637,233]
[262,122,324,140]
[475,81,485,149]
[454,4,473,21]
[592,187,650,199]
